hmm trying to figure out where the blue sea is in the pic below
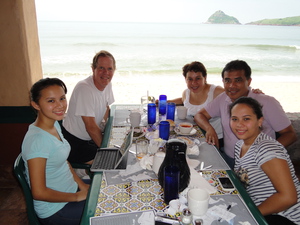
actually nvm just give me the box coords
[38,21,300,79]
[37,21,300,112]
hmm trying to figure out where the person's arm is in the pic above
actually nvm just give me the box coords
[68,162,90,192]
[277,125,297,148]
[28,158,88,202]
[103,106,110,123]
[156,90,186,105]
[168,98,183,105]
[258,158,297,215]
[82,116,103,147]
[194,108,219,148]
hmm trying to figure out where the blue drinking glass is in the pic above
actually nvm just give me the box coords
[163,165,179,204]
[166,102,176,121]
[159,95,167,115]
[159,121,170,140]
[147,103,156,125]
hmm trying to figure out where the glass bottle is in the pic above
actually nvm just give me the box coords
[163,165,179,204]
[158,139,190,192]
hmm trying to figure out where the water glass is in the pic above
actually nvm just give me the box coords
[159,121,170,140]
[136,139,148,160]
[141,96,155,112]
[158,95,167,115]
[147,103,156,125]
[166,102,176,121]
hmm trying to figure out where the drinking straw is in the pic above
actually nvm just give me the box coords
[147,90,149,104]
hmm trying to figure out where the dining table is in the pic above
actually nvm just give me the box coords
[80,104,268,225]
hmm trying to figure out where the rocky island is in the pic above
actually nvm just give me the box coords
[206,10,240,24]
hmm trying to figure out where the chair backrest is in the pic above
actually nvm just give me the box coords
[13,154,41,225]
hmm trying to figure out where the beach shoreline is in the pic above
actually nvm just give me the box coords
[60,73,300,113]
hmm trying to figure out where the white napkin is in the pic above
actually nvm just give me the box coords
[187,145,199,156]
[188,166,217,194]
[186,157,200,169]
[139,154,153,170]
[164,198,187,215]
[139,152,200,171]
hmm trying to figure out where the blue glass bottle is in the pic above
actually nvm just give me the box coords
[163,165,179,204]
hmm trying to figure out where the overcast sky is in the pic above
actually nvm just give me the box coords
[35,0,300,24]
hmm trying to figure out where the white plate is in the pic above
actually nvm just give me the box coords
[174,127,197,136]
[133,128,146,140]
[176,136,195,147]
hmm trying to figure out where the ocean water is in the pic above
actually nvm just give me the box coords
[38,21,300,81]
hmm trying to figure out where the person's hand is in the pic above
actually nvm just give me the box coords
[252,88,264,94]
[99,119,107,133]
[75,189,89,202]
[205,128,219,149]
[79,183,90,192]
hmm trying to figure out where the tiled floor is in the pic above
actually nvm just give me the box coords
[0,165,28,225]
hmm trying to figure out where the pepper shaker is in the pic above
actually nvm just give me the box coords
[181,208,192,225]
[194,219,203,225]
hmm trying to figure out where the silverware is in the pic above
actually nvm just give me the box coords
[199,161,204,175]
[203,165,212,170]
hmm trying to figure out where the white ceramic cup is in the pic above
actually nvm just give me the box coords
[177,106,187,119]
[135,139,148,160]
[126,111,141,127]
[188,188,210,216]
[152,151,166,175]
[179,122,193,134]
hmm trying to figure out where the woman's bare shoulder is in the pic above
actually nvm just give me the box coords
[213,85,224,98]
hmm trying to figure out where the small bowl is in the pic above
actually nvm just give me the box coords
[178,122,193,134]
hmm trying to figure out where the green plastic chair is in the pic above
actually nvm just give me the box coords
[13,153,41,225]
[13,154,92,225]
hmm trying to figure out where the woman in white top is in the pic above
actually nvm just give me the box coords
[169,61,224,139]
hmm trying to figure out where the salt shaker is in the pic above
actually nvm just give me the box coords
[181,208,192,225]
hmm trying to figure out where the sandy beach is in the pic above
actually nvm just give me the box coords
[61,73,300,113]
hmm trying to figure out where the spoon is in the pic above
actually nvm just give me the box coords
[199,161,204,176]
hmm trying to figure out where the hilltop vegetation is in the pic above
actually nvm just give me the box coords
[206,11,300,26]
[247,16,300,26]
[206,10,240,24]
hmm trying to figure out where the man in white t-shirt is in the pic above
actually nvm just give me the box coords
[194,60,297,169]
[62,50,115,164]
